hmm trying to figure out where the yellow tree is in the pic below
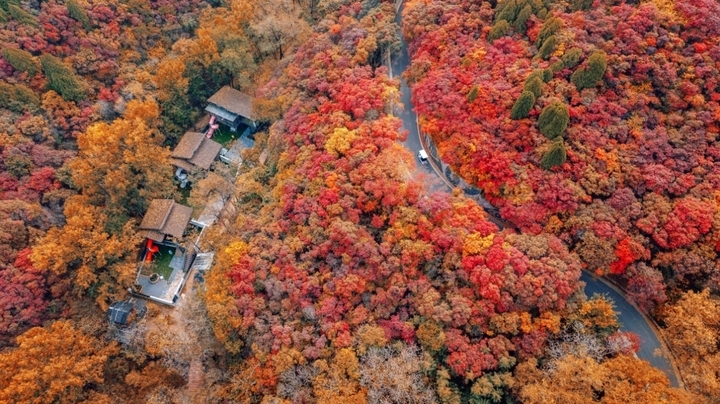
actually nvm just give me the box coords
[69,117,172,218]
[0,321,118,404]
[663,289,720,400]
[515,354,700,403]
[31,195,138,305]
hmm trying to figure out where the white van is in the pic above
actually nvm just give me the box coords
[418,149,429,164]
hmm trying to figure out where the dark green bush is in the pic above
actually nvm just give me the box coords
[541,138,567,169]
[523,75,543,98]
[66,0,91,29]
[40,54,86,102]
[562,47,583,69]
[467,85,479,103]
[571,0,593,11]
[538,101,569,139]
[0,0,20,12]
[514,4,533,32]
[2,48,38,75]
[495,0,519,23]
[542,68,553,82]
[8,4,38,27]
[537,35,557,59]
[488,20,511,43]
[511,90,536,119]
[571,50,607,90]
[535,16,561,47]
[0,82,39,112]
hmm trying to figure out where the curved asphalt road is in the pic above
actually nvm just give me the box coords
[391,0,680,388]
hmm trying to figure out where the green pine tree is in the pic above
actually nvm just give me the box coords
[510,91,536,119]
[523,75,543,98]
[495,0,519,23]
[571,0,594,11]
[2,48,38,75]
[571,50,607,90]
[541,137,567,169]
[488,20,511,43]
[0,0,20,12]
[0,8,8,23]
[537,34,557,59]
[535,16,561,47]
[8,4,38,27]
[514,4,533,33]
[538,101,569,139]
[562,47,583,69]
[467,85,479,103]
[0,82,39,112]
[40,54,86,102]
[66,0,91,30]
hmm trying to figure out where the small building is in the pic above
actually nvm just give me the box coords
[138,199,193,243]
[205,86,257,133]
[108,298,146,326]
[170,131,223,172]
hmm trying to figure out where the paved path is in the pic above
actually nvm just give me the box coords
[391,0,681,387]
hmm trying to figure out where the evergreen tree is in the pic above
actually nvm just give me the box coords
[535,16,561,47]
[495,0,519,23]
[562,47,583,69]
[467,85,479,103]
[523,75,543,98]
[0,82,40,113]
[511,91,536,119]
[571,50,607,90]
[66,0,91,30]
[514,4,533,33]
[0,8,8,23]
[2,48,38,75]
[538,101,569,139]
[40,54,86,102]
[541,137,567,169]
[488,20,511,43]
[571,0,594,11]
[8,4,38,27]
[0,0,20,13]
[537,35,557,59]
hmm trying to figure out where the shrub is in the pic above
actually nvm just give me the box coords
[66,0,90,29]
[562,47,583,69]
[536,16,561,47]
[542,68,553,82]
[541,138,567,169]
[571,0,594,11]
[8,4,38,27]
[511,91,536,119]
[488,20,511,43]
[523,75,543,97]
[514,4,533,32]
[571,50,607,90]
[495,0,519,23]
[0,0,20,12]
[2,48,38,75]
[537,35,557,59]
[40,54,86,102]
[0,82,40,112]
[538,101,569,139]
[467,85,479,103]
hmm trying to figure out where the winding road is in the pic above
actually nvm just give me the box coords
[390,0,681,388]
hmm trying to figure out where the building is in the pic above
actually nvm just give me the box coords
[170,131,223,172]
[205,86,257,133]
[138,199,193,243]
[108,298,146,325]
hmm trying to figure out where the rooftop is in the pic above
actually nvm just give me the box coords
[170,132,223,170]
[139,199,193,242]
[206,86,256,121]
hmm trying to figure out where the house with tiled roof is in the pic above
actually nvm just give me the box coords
[205,86,257,133]
[138,199,193,243]
[170,131,223,173]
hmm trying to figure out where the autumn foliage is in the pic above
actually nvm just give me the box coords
[404,0,720,314]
